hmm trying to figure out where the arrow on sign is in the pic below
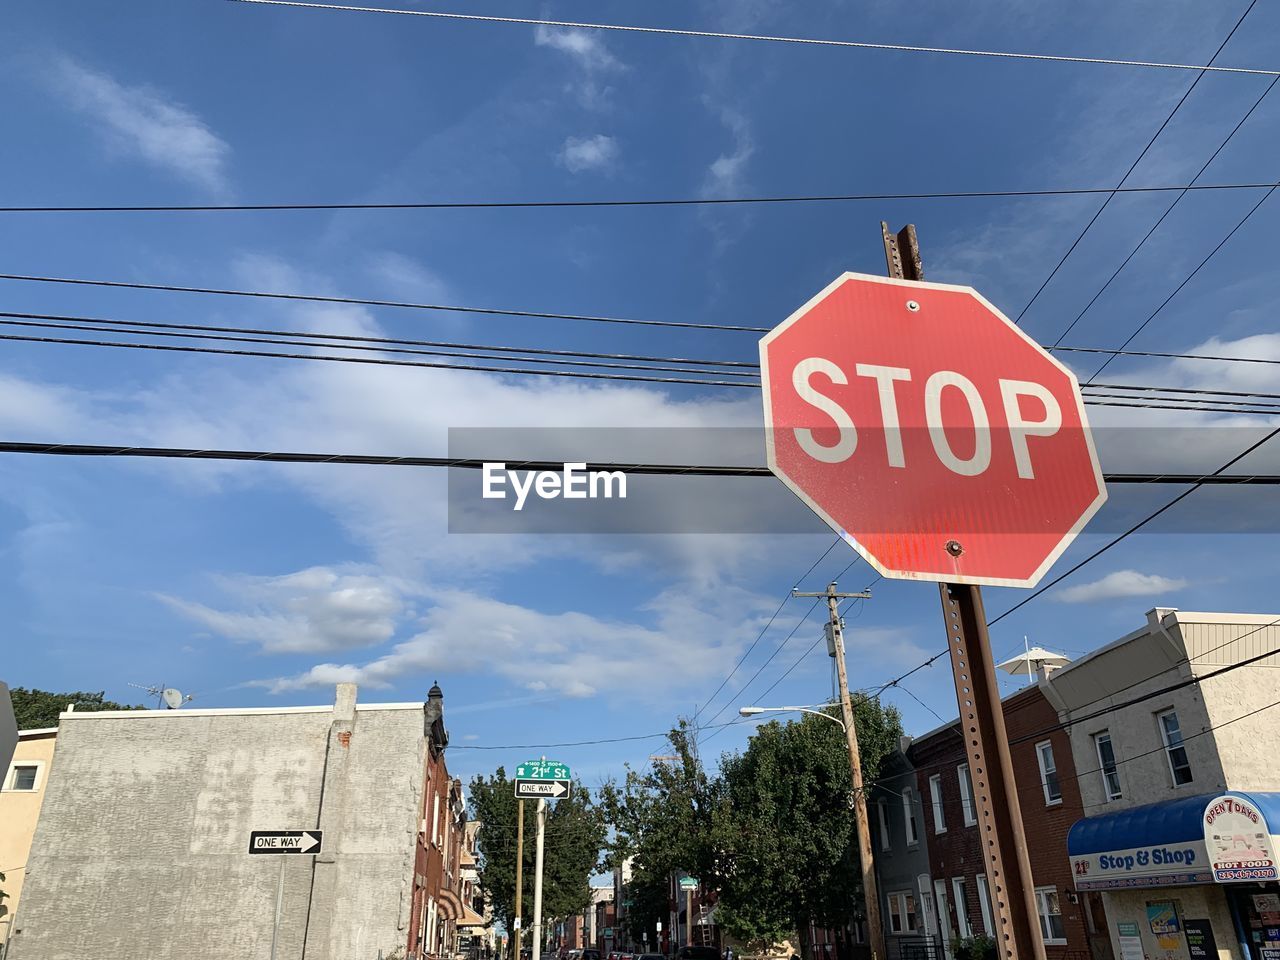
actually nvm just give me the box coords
[248,830,324,855]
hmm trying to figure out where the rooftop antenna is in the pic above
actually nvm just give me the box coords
[129,682,194,709]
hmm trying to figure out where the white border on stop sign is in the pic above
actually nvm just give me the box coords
[758,271,1107,590]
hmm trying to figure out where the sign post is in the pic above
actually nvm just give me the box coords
[249,830,323,960]
[517,760,571,960]
[758,223,1107,960]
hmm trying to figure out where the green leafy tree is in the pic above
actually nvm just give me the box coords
[600,721,714,946]
[712,698,902,958]
[0,871,8,920]
[10,688,142,729]
[470,767,606,944]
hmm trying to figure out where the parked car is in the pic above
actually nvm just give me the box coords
[636,954,665,960]
[675,949,720,960]
[582,950,602,960]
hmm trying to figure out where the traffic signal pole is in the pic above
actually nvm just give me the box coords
[880,222,1046,960]
[792,582,882,960]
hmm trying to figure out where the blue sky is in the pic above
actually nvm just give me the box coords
[3,0,1280,787]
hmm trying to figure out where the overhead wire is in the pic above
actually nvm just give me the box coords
[225,0,1280,78]
[5,182,1280,214]
[1010,0,1261,326]
[1049,75,1280,348]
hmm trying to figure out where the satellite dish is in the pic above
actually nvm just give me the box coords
[162,688,185,709]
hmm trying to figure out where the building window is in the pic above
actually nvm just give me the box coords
[952,878,971,937]
[887,892,918,935]
[902,789,919,846]
[1036,741,1062,805]
[1093,732,1122,800]
[3,762,41,792]
[976,874,994,936]
[929,774,946,833]
[1157,710,1194,786]
[957,764,977,826]
[1035,887,1066,944]
[878,800,891,852]
[432,793,441,845]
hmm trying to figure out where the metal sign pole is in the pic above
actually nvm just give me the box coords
[270,856,285,960]
[515,798,525,952]
[531,797,547,960]
[881,222,1046,960]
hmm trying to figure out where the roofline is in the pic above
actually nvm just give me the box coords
[18,727,58,738]
[58,701,425,720]
[908,678,1044,745]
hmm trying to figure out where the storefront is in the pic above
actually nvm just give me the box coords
[1068,792,1280,960]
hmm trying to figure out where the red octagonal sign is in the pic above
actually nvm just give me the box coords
[760,273,1107,588]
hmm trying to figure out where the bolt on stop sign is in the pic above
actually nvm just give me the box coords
[760,273,1106,588]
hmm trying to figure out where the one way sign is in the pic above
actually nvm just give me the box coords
[514,779,571,800]
[249,830,324,855]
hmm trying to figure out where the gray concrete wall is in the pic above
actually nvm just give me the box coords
[9,690,425,960]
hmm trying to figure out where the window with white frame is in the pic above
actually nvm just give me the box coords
[3,761,43,792]
[1035,887,1066,943]
[1157,710,1194,786]
[976,873,994,936]
[887,891,918,935]
[1093,732,1122,800]
[929,774,946,833]
[1036,741,1062,805]
[432,793,441,845]
[878,800,891,852]
[902,788,919,846]
[952,878,972,937]
[957,763,977,826]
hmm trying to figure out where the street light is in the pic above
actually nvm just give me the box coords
[738,705,846,730]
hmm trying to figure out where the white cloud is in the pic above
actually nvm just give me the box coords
[47,55,230,193]
[558,134,620,173]
[261,583,772,695]
[160,565,407,654]
[703,106,754,197]
[1055,570,1190,603]
[533,25,624,109]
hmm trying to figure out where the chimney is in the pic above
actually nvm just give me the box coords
[424,681,448,750]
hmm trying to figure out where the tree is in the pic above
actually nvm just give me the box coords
[600,721,714,947]
[10,688,142,729]
[470,767,606,944]
[711,698,903,959]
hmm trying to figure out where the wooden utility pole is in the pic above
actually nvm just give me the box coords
[792,582,882,960]
[514,798,525,953]
[880,221,1046,960]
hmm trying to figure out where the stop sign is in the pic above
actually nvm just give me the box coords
[760,272,1106,588]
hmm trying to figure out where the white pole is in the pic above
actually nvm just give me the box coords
[270,856,285,960]
[531,798,547,960]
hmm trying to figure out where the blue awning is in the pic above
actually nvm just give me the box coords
[1067,791,1280,891]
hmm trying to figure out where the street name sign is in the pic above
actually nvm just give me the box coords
[515,759,570,780]
[248,830,323,855]
[759,272,1106,588]
[514,778,571,800]
[679,877,698,890]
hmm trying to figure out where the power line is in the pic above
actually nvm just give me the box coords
[694,536,840,721]
[1013,0,1261,327]
[1083,183,1279,383]
[6,182,1279,215]
[1050,345,1280,367]
[11,315,1280,415]
[4,440,1280,485]
[0,314,762,380]
[226,0,1280,78]
[1050,76,1280,348]
[0,329,758,387]
[0,272,772,334]
[989,423,1280,625]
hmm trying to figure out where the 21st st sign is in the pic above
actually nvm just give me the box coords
[760,273,1106,587]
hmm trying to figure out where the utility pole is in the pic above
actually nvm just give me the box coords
[514,798,525,954]
[531,797,548,960]
[791,582,882,960]
[880,221,1046,960]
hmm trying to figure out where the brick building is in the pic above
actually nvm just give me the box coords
[909,682,1092,960]
[409,683,473,960]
